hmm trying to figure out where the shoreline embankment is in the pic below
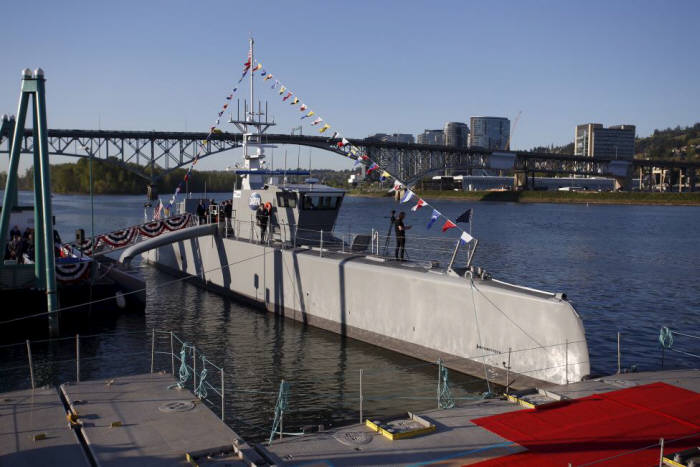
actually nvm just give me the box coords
[347,190,700,206]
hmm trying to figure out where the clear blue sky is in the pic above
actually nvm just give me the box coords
[2,0,698,171]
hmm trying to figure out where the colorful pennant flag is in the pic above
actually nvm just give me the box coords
[366,162,379,175]
[460,231,474,244]
[279,85,286,95]
[312,117,323,125]
[252,63,262,72]
[337,137,349,147]
[260,70,267,77]
[264,74,273,81]
[441,220,457,232]
[319,123,330,133]
[291,97,299,105]
[299,104,307,111]
[379,171,391,181]
[301,111,314,120]
[400,189,414,203]
[411,199,426,211]
[330,131,339,139]
[392,180,402,191]
[427,210,440,229]
[226,94,233,100]
[283,92,292,101]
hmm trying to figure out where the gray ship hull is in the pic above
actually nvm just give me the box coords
[144,233,590,386]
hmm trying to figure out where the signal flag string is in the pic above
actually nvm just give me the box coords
[249,55,475,245]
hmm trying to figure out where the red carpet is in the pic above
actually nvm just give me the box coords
[471,382,700,466]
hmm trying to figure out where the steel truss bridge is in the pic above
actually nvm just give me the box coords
[1,123,698,190]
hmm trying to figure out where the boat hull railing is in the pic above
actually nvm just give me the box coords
[203,215,474,269]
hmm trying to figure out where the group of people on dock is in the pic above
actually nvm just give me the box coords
[3,226,65,264]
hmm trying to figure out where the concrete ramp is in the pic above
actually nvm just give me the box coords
[119,223,217,265]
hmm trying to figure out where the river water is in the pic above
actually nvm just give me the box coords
[2,190,699,441]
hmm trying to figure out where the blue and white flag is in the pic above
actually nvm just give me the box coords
[427,209,440,229]
[460,231,474,244]
[400,189,414,203]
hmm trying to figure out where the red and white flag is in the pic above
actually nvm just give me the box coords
[411,198,427,212]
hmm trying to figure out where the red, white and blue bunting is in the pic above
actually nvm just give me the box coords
[65,214,194,256]
[101,227,138,248]
[252,58,476,245]
[162,213,191,231]
[138,220,166,238]
[56,258,92,283]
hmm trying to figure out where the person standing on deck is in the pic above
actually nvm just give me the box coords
[256,203,270,243]
[224,200,232,235]
[196,200,206,225]
[394,211,411,260]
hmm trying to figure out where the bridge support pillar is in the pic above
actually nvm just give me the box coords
[688,169,697,192]
[513,171,528,190]
[612,175,633,191]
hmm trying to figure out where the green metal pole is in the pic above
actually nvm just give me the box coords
[0,72,31,260]
[33,70,59,334]
[32,110,45,286]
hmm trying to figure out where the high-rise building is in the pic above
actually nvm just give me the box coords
[443,122,469,147]
[574,123,635,160]
[468,117,510,150]
[417,129,445,145]
[367,133,415,144]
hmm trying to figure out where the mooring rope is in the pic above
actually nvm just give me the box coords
[437,359,455,409]
[268,380,289,445]
[166,342,193,390]
[659,327,674,349]
[195,356,208,399]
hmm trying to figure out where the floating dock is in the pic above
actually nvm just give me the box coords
[260,369,700,466]
[1,373,264,466]
[2,369,698,466]
[0,387,88,466]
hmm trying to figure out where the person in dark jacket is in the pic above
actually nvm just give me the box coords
[394,211,411,261]
[196,200,206,225]
[256,203,270,243]
[224,201,233,235]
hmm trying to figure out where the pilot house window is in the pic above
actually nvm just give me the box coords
[276,192,298,208]
[302,195,343,210]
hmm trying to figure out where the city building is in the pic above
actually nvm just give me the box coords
[417,129,445,145]
[468,116,510,150]
[367,133,415,144]
[443,122,469,147]
[574,123,636,160]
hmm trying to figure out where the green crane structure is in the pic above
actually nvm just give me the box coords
[0,69,59,335]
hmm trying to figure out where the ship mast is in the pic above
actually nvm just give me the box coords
[230,36,275,190]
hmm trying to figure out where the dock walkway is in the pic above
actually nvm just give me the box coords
[60,372,264,466]
[0,386,88,467]
[261,369,700,466]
